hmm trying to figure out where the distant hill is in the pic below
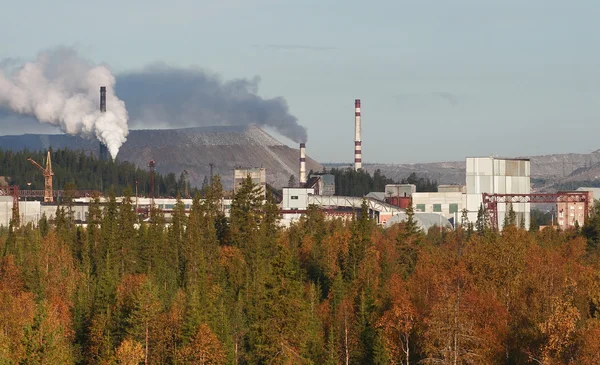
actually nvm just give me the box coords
[0,125,321,189]
[324,150,600,192]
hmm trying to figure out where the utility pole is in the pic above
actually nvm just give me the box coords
[26,182,31,225]
[135,180,139,223]
[209,163,214,185]
[183,170,189,198]
[148,160,155,219]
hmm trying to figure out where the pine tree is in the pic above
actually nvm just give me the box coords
[503,203,517,229]
[288,174,297,187]
[38,213,50,238]
[118,186,138,276]
[396,202,423,279]
[95,191,119,314]
[169,195,187,287]
[402,202,422,239]
[346,200,373,281]
[475,203,492,234]
[230,175,264,278]
[128,278,161,365]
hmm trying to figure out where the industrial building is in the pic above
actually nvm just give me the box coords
[0,196,234,228]
[304,174,335,196]
[465,157,531,229]
[0,197,41,226]
[362,158,531,230]
[282,188,314,212]
[384,212,453,231]
[555,192,589,230]
[412,191,466,223]
[1,94,588,234]
[234,168,266,199]
[551,187,599,230]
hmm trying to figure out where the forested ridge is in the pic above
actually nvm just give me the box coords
[3,175,600,364]
[0,148,196,197]
[319,169,437,197]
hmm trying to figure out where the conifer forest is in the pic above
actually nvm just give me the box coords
[3,175,600,364]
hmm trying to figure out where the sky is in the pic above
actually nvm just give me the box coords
[1,0,599,164]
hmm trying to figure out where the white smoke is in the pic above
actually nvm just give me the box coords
[0,47,128,159]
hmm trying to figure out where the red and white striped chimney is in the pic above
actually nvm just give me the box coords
[299,143,306,185]
[354,99,362,170]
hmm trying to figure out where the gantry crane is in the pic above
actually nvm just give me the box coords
[27,151,54,203]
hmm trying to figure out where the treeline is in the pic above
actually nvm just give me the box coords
[3,175,600,364]
[319,168,438,197]
[399,172,438,192]
[552,180,600,191]
[323,167,394,196]
[0,148,199,197]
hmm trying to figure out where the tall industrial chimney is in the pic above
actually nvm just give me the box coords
[99,86,109,161]
[299,143,306,186]
[354,99,362,170]
[100,86,106,112]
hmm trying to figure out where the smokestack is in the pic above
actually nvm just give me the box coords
[354,99,362,170]
[299,143,306,186]
[100,86,106,112]
[99,86,109,161]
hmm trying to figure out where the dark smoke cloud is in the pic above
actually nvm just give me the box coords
[115,63,308,143]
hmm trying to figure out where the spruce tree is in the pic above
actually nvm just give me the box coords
[118,186,138,276]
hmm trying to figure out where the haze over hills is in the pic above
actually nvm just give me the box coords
[324,149,600,192]
[2,124,599,192]
[0,125,321,189]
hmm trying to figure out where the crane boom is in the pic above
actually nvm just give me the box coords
[27,158,45,173]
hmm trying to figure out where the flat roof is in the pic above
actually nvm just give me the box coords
[466,156,530,162]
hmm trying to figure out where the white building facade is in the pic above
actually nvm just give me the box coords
[412,192,466,223]
[465,157,530,229]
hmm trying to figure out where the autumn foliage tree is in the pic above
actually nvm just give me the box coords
[1,174,600,364]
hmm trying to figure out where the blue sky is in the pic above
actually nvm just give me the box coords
[1,0,599,164]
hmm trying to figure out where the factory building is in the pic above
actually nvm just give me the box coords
[282,188,314,211]
[465,157,531,229]
[304,174,335,196]
[0,197,41,226]
[384,212,453,231]
[234,168,266,199]
[552,187,598,230]
[412,191,466,223]
[369,184,466,226]
[0,196,235,228]
[555,191,590,230]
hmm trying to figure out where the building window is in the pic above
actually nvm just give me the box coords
[570,206,575,210]
[291,196,298,200]
[416,204,425,212]
[433,204,442,212]
[449,203,458,213]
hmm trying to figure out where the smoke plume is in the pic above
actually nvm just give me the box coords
[116,63,307,143]
[0,47,128,159]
